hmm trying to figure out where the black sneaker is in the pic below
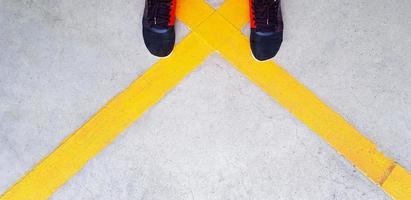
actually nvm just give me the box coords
[249,0,283,61]
[143,0,176,57]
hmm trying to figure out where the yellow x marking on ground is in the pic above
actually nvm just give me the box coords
[1,0,410,199]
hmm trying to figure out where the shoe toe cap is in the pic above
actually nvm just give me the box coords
[143,26,175,57]
[250,31,283,61]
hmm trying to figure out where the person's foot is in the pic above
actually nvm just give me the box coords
[249,0,283,61]
[143,0,176,57]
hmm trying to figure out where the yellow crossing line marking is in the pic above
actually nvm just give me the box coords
[382,165,411,199]
[0,33,214,200]
[1,0,410,199]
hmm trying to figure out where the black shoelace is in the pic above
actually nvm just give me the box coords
[253,0,280,31]
[147,0,172,27]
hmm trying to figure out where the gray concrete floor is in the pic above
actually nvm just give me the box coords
[0,0,410,199]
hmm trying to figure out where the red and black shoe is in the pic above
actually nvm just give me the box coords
[143,0,176,57]
[249,0,283,61]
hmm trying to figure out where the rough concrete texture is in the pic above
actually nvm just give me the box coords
[276,0,411,172]
[0,0,157,194]
[0,0,410,199]
[51,55,389,199]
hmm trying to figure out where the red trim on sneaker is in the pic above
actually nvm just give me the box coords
[249,0,256,28]
[168,0,176,26]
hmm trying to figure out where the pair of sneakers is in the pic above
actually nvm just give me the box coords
[142,0,283,61]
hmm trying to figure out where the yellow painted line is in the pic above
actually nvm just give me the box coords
[192,0,410,197]
[195,9,395,184]
[2,0,410,199]
[382,165,411,200]
[0,33,213,200]
[217,0,249,30]
[176,0,215,28]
